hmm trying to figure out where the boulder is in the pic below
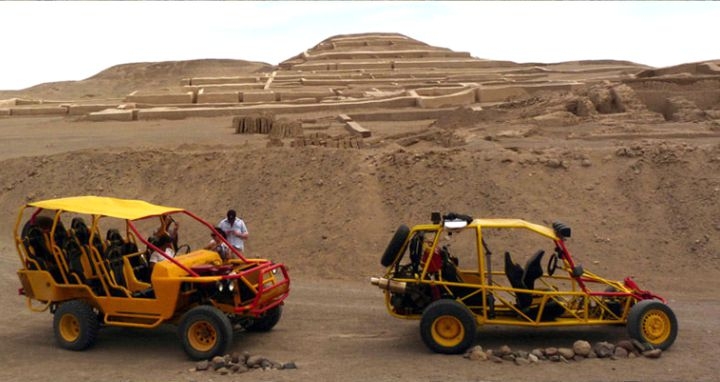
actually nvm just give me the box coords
[573,340,592,357]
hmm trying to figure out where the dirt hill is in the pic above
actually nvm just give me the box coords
[0,58,272,100]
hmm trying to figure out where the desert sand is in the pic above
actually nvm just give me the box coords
[0,33,719,381]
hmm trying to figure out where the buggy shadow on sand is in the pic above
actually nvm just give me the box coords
[372,212,677,354]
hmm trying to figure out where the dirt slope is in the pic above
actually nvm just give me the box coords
[0,120,718,288]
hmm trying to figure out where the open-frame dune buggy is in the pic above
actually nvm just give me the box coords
[371,212,678,354]
[14,196,290,360]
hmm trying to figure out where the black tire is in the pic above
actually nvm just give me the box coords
[53,300,100,351]
[627,300,678,350]
[245,306,282,332]
[380,225,410,267]
[420,299,476,354]
[178,305,233,360]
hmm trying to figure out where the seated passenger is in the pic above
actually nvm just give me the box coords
[205,227,233,261]
[148,234,175,269]
[153,216,179,250]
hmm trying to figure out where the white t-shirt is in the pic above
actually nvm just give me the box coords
[149,247,175,264]
[218,218,248,251]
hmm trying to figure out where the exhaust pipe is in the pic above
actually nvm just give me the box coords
[370,277,407,294]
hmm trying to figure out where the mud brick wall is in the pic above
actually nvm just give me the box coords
[8,106,68,116]
[232,115,275,134]
[243,91,277,103]
[290,132,364,149]
[188,83,265,93]
[65,104,119,115]
[625,78,720,113]
[124,91,194,105]
[184,76,263,86]
[394,59,516,70]
[344,121,371,137]
[477,86,530,103]
[270,119,304,138]
[277,89,335,102]
[87,109,135,121]
[196,91,240,104]
[416,88,477,108]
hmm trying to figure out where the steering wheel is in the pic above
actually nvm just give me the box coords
[547,253,559,276]
[176,243,192,254]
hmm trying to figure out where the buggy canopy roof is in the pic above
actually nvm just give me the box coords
[474,218,559,240]
[28,196,183,220]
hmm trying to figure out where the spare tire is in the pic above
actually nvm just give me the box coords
[380,225,410,267]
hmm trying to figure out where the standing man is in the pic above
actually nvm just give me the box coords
[218,209,249,253]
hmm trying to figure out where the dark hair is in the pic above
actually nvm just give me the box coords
[156,234,172,246]
[227,209,237,219]
[212,227,227,239]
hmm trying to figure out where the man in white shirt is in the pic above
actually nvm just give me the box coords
[218,209,249,253]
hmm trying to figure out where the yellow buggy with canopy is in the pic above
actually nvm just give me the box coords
[14,196,289,360]
[371,212,677,354]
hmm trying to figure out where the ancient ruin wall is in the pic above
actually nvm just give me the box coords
[625,77,720,114]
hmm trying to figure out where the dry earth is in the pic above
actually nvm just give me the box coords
[1,55,720,381]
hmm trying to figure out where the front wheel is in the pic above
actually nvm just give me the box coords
[53,300,100,351]
[245,306,282,332]
[420,299,476,354]
[178,305,233,360]
[627,300,678,350]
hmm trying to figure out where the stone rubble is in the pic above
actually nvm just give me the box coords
[463,339,664,364]
[190,351,296,375]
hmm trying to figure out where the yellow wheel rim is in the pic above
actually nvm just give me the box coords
[641,309,672,345]
[59,314,80,342]
[431,315,464,348]
[187,321,217,352]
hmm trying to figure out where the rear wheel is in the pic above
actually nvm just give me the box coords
[420,299,476,354]
[627,300,678,350]
[178,305,233,360]
[53,300,99,351]
[245,306,282,332]
[380,225,410,267]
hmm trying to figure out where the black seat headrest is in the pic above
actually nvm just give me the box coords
[504,252,524,289]
[71,218,91,244]
[523,250,545,290]
[106,229,124,244]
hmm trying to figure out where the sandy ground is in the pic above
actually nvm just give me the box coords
[0,276,718,382]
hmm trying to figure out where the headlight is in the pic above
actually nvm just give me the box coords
[217,282,224,292]
[227,281,235,292]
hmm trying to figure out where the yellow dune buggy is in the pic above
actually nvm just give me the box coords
[371,212,677,354]
[14,196,290,360]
